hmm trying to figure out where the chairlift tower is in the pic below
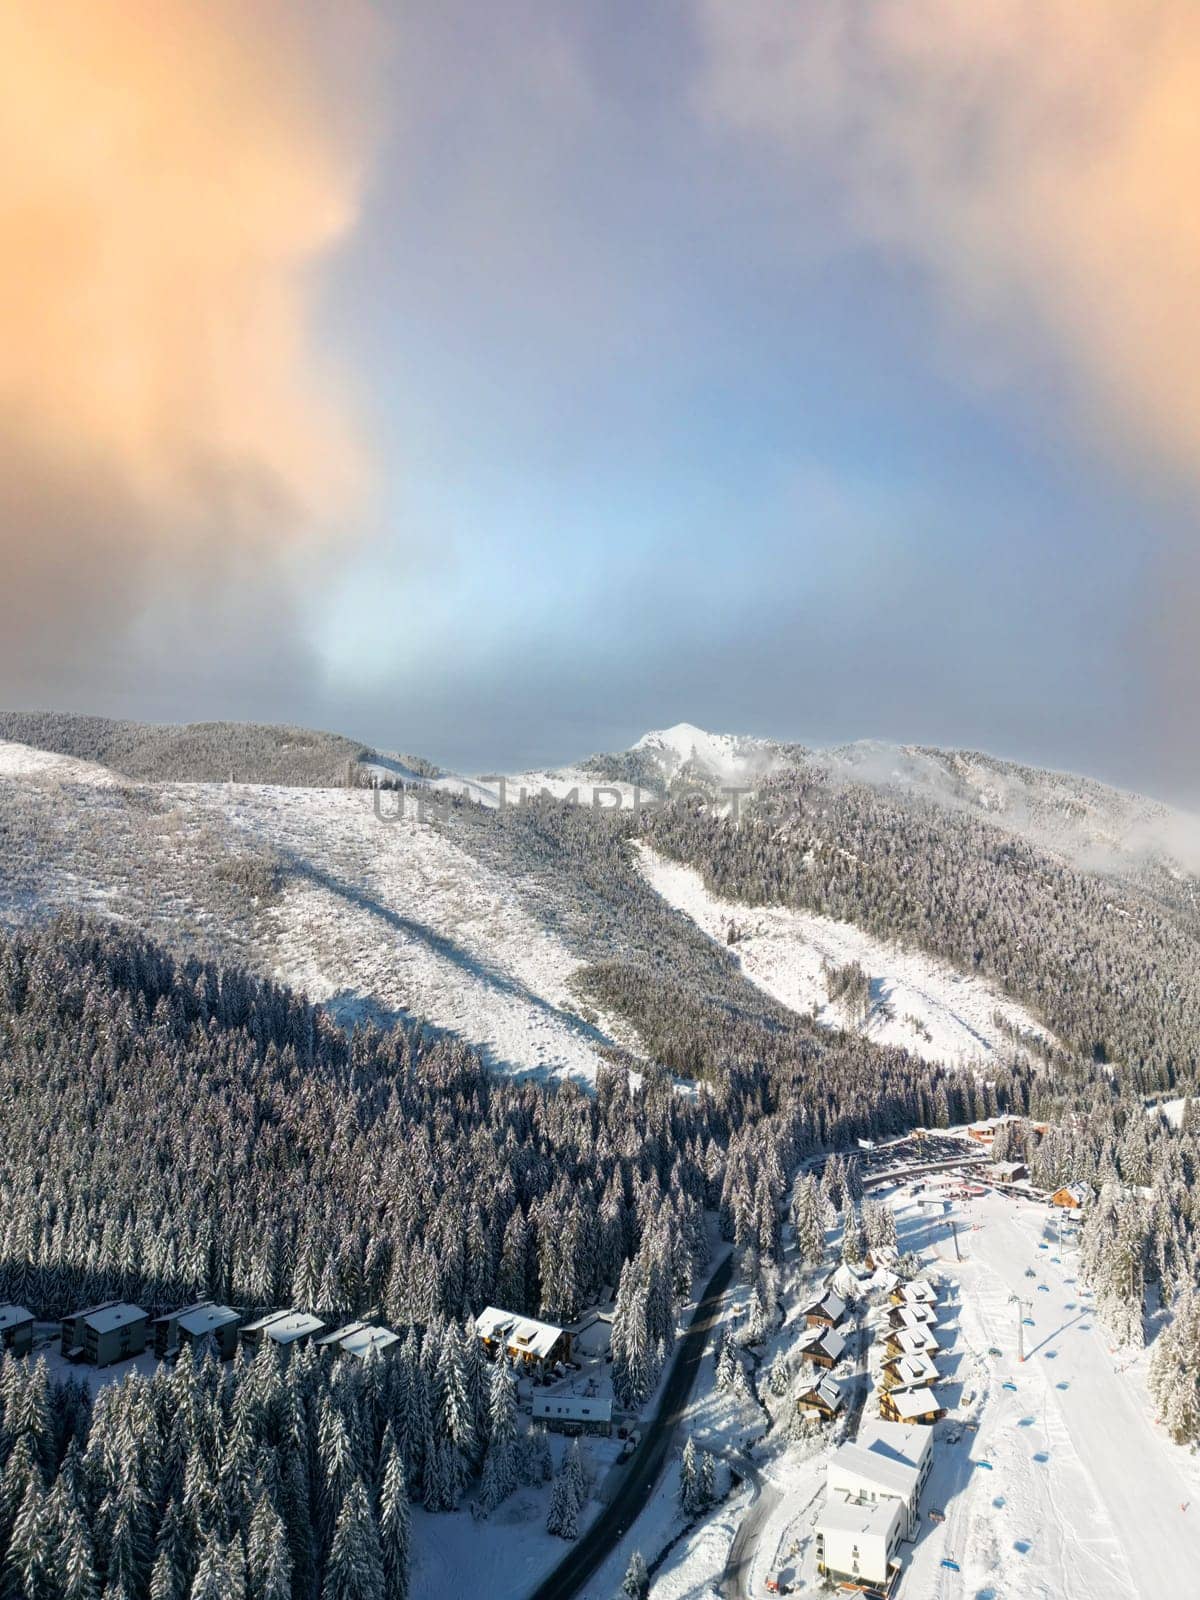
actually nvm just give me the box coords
[1007,1293,1033,1362]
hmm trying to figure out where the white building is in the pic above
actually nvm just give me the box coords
[240,1310,326,1360]
[531,1393,613,1436]
[816,1494,904,1589]
[817,1421,933,1586]
[475,1306,570,1367]
[315,1321,400,1360]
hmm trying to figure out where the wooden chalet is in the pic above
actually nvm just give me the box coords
[796,1324,846,1371]
[879,1385,945,1426]
[796,1375,844,1420]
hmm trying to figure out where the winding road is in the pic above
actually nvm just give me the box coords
[527,1250,735,1600]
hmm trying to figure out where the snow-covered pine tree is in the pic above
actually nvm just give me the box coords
[322,1479,386,1600]
[621,1549,649,1599]
[545,1467,579,1540]
[378,1436,411,1600]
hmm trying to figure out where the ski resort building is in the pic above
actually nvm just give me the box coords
[0,1305,33,1356]
[61,1301,149,1367]
[1052,1183,1091,1209]
[879,1385,944,1425]
[795,1376,844,1420]
[531,1393,613,1436]
[152,1301,241,1360]
[796,1324,846,1370]
[240,1310,326,1360]
[315,1322,401,1361]
[802,1289,847,1329]
[816,1422,933,1588]
[890,1279,937,1307]
[885,1325,940,1360]
[887,1303,937,1330]
[475,1306,570,1369]
[881,1352,940,1391]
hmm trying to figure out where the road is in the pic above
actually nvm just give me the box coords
[528,1249,735,1600]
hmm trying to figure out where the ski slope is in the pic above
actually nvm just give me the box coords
[634,843,1056,1069]
[897,1190,1200,1600]
[172,780,629,1084]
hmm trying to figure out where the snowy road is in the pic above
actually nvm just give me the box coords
[900,1192,1198,1600]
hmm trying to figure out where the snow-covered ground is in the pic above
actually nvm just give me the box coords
[0,739,118,787]
[175,780,631,1085]
[634,844,1056,1069]
[892,1189,1200,1600]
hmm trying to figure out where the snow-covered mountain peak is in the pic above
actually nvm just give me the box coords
[630,722,797,787]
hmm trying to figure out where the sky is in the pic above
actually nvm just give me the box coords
[2,1,1199,800]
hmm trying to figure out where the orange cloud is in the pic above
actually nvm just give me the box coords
[698,0,1200,489]
[0,0,373,546]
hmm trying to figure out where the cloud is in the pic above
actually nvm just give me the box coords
[0,0,377,696]
[696,0,1200,489]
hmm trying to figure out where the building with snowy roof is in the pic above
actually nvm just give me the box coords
[795,1375,843,1420]
[816,1421,932,1587]
[0,1305,33,1356]
[475,1306,570,1368]
[1052,1183,1091,1209]
[890,1279,937,1306]
[796,1324,846,1370]
[153,1301,241,1361]
[531,1392,613,1436]
[882,1351,940,1391]
[61,1301,148,1367]
[315,1321,401,1361]
[991,1159,1028,1183]
[240,1310,326,1361]
[885,1325,940,1360]
[802,1288,846,1329]
[887,1303,937,1331]
[879,1385,944,1425]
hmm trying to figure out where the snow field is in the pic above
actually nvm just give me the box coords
[635,843,1057,1070]
[894,1190,1200,1600]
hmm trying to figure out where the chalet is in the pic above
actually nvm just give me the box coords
[475,1306,571,1368]
[796,1324,846,1371]
[865,1244,899,1272]
[0,1305,34,1357]
[153,1302,241,1360]
[887,1303,937,1331]
[879,1385,944,1426]
[992,1160,1028,1184]
[802,1289,847,1329]
[314,1321,400,1361]
[531,1393,613,1436]
[885,1326,940,1360]
[61,1301,148,1368]
[796,1376,844,1421]
[240,1310,325,1361]
[890,1279,937,1308]
[1052,1183,1091,1210]
[817,1422,932,1587]
[966,1114,1021,1146]
[566,1310,613,1360]
[881,1352,939,1391]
